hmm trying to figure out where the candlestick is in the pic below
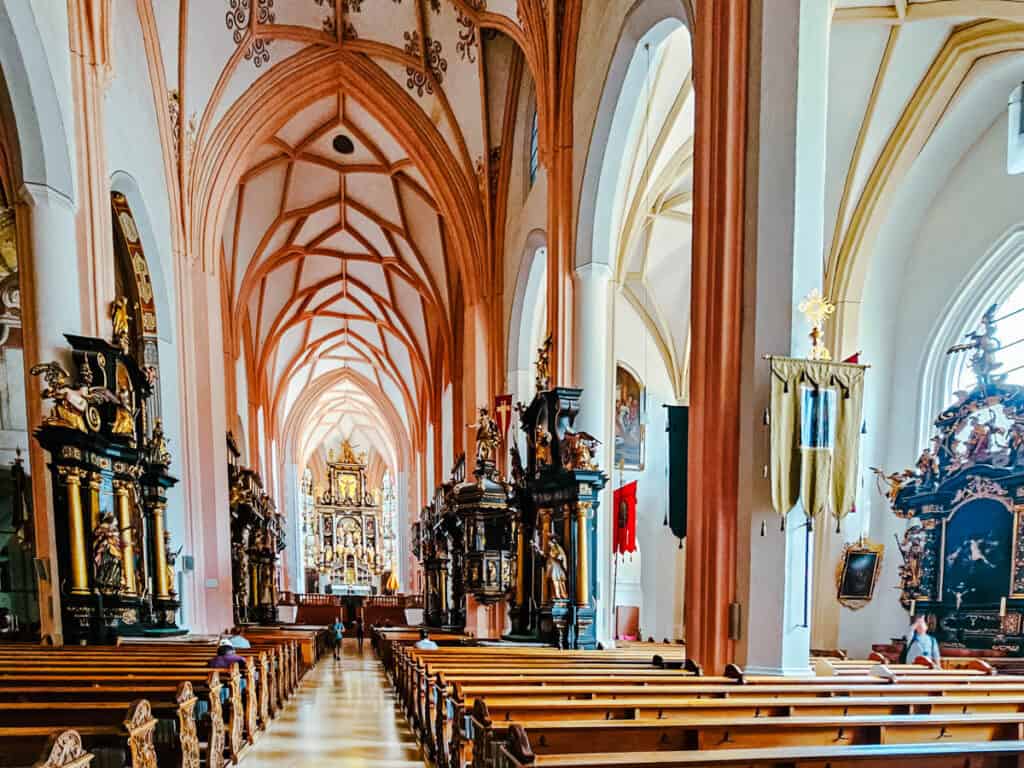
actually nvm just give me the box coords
[909,599,916,616]
[1000,597,1007,618]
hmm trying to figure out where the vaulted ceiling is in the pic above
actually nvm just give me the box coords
[159,0,529,472]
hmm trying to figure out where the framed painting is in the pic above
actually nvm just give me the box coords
[614,364,645,470]
[836,538,884,609]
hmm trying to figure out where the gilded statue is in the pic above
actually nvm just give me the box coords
[30,361,91,432]
[870,466,911,504]
[535,424,552,466]
[111,386,136,438]
[164,529,180,598]
[563,431,600,471]
[146,419,173,467]
[535,334,552,391]
[467,406,501,466]
[112,296,132,352]
[92,512,124,593]
[537,536,569,600]
[895,524,927,600]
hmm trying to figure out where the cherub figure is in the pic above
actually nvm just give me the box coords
[30,361,90,432]
[871,466,911,503]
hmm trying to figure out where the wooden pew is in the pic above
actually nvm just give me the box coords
[0,700,157,768]
[0,728,94,768]
[471,708,1024,768]
[495,737,1024,768]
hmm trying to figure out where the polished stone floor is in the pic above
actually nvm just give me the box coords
[240,639,424,768]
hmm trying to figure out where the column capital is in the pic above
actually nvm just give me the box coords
[18,182,75,212]
[573,261,613,281]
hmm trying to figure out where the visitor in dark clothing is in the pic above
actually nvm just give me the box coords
[209,639,247,669]
[354,618,365,653]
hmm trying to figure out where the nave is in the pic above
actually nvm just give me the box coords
[241,640,421,768]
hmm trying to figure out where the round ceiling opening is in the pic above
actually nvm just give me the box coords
[332,134,355,155]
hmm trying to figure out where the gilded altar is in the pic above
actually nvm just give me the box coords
[31,302,181,642]
[303,440,394,591]
[227,433,286,625]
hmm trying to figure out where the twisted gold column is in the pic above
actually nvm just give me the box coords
[113,480,137,596]
[151,502,170,600]
[575,502,591,607]
[60,467,90,596]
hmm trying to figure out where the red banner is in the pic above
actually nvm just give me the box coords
[494,394,513,438]
[613,481,638,555]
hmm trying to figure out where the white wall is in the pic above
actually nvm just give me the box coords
[839,114,1024,656]
[613,293,684,641]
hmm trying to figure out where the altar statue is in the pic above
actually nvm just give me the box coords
[30,361,91,432]
[542,538,568,600]
[111,387,136,437]
[111,296,132,352]
[468,406,500,465]
[92,513,124,593]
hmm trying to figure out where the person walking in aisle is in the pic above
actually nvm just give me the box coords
[354,617,365,653]
[331,616,345,660]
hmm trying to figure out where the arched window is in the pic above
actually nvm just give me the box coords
[950,289,1024,397]
[528,107,539,187]
[1009,83,1024,176]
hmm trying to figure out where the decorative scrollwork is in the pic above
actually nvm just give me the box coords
[36,730,94,768]
[225,0,275,69]
[176,683,200,768]
[124,700,158,768]
[457,11,478,62]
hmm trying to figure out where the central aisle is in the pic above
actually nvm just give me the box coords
[241,639,423,767]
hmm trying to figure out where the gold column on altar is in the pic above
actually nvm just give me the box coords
[151,502,170,600]
[87,472,102,531]
[60,467,90,596]
[113,480,138,596]
[575,502,591,607]
[539,508,551,604]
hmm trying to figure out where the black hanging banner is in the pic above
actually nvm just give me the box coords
[666,405,688,540]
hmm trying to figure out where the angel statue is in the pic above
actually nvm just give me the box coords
[91,513,124,593]
[30,361,92,432]
[870,466,911,504]
[111,296,132,352]
[467,406,501,466]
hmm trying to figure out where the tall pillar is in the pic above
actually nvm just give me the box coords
[572,262,613,640]
[702,0,826,675]
[18,183,83,644]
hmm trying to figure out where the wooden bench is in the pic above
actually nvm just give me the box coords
[495,738,1024,768]
[0,728,96,768]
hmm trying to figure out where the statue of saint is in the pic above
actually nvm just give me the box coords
[541,538,569,601]
[147,419,173,467]
[111,297,132,352]
[467,407,501,466]
[535,334,552,391]
[164,529,180,597]
[111,387,136,437]
[92,513,124,593]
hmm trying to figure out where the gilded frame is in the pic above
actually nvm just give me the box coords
[836,538,884,610]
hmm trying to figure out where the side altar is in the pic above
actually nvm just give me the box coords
[413,337,608,648]
[881,306,1024,654]
[31,300,182,642]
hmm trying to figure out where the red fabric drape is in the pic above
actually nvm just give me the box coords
[613,481,638,555]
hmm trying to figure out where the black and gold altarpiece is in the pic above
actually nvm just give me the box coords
[414,354,607,648]
[883,306,1024,653]
[31,309,181,642]
[303,440,393,592]
[228,433,286,625]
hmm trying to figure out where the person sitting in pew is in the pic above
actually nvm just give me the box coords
[210,638,247,670]
[414,628,438,650]
[901,614,941,665]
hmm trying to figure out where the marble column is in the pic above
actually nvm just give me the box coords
[572,262,613,641]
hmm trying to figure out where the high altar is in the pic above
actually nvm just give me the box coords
[31,300,182,642]
[303,440,394,594]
